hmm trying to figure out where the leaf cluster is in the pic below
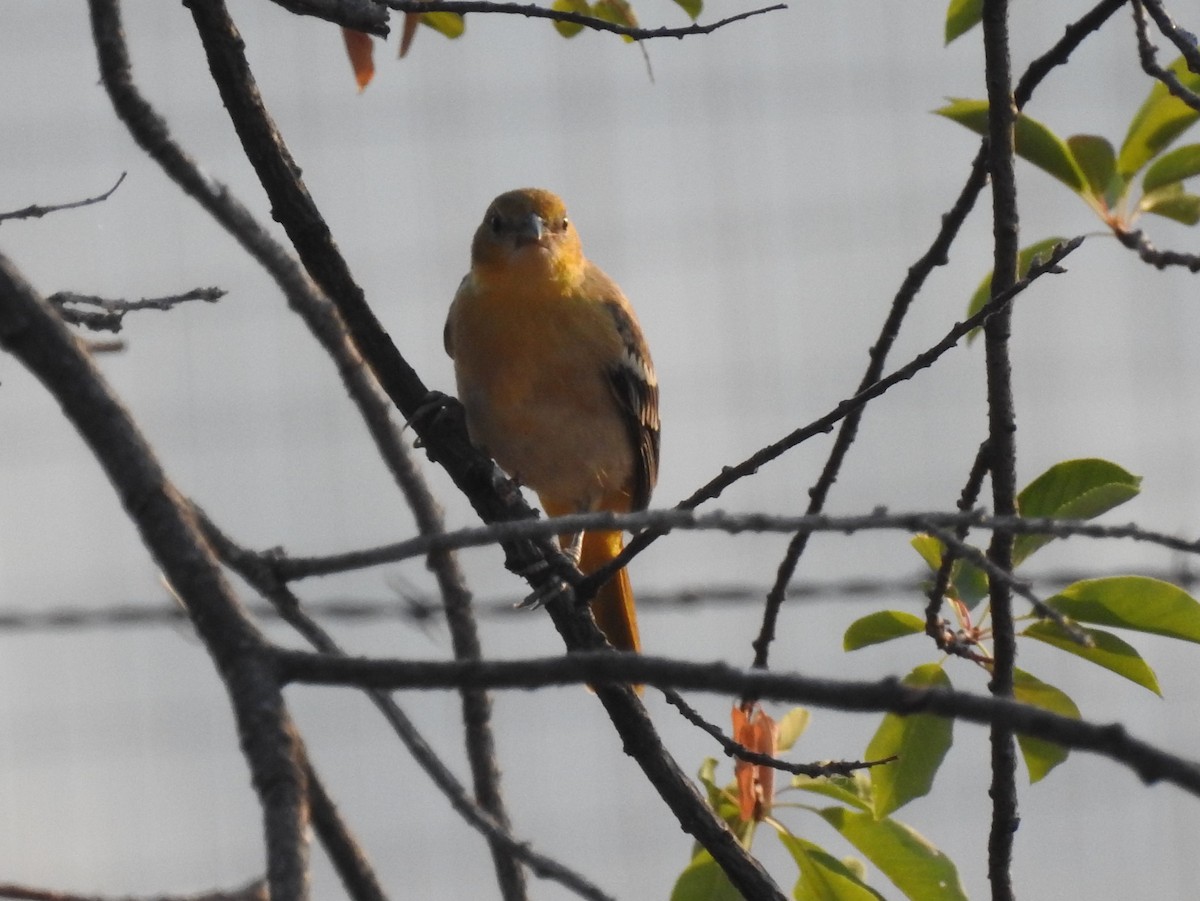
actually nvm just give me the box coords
[673,694,967,901]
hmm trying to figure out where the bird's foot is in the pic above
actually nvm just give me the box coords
[404,390,457,448]
[516,574,574,610]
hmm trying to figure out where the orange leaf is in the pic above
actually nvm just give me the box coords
[342,28,375,91]
[732,704,778,821]
[399,13,420,58]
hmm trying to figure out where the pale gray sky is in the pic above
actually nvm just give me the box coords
[3,2,1200,899]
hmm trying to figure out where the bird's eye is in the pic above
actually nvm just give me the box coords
[488,213,503,233]
[559,217,569,231]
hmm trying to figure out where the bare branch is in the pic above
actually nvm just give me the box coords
[0,248,309,896]
[1140,0,1200,73]
[1132,0,1200,111]
[275,650,1200,798]
[200,514,610,901]
[926,440,993,654]
[662,690,894,778]
[1116,226,1200,271]
[49,287,225,333]
[252,505,1199,585]
[0,172,126,224]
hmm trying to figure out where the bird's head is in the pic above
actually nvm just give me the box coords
[470,188,585,287]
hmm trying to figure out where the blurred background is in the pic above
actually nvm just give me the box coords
[3,1,1200,898]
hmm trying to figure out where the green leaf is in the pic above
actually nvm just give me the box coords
[776,707,812,753]
[1022,620,1161,696]
[1140,184,1200,225]
[591,0,638,42]
[818,808,970,901]
[936,99,1086,192]
[670,851,745,901]
[965,237,1066,344]
[1013,458,1141,565]
[1118,55,1200,181]
[944,0,982,45]
[865,664,953,818]
[551,0,589,37]
[1142,143,1200,193]
[911,534,943,571]
[1012,669,1079,782]
[778,833,887,901]
[1047,576,1200,643]
[419,12,464,38]
[673,0,702,19]
[1067,134,1118,204]
[844,611,925,651]
[793,772,874,813]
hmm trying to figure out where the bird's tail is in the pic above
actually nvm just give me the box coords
[579,529,640,654]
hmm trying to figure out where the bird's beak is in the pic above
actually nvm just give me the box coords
[514,213,548,248]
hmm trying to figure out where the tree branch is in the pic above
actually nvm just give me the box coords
[0,252,309,898]
[1139,0,1200,74]
[275,650,1200,798]
[1132,0,1200,112]
[48,287,225,333]
[0,172,126,224]
[980,0,1021,895]
[201,515,608,901]
[584,238,1083,596]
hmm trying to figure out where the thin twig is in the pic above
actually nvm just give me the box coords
[1132,1,1200,111]
[49,287,225,333]
[926,440,993,654]
[1140,0,1200,74]
[380,1,785,41]
[0,172,126,224]
[582,238,1083,600]
[662,690,894,778]
[259,504,1200,582]
[1116,227,1200,270]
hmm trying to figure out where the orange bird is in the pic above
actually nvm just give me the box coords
[445,188,659,653]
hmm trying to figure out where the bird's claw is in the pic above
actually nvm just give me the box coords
[517,576,573,610]
[405,390,456,448]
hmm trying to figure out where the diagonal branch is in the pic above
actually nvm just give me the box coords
[275,649,1200,799]
[583,237,1083,598]
[0,252,309,899]
[0,172,126,224]
[1132,0,1200,111]
[662,690,893,778]
[201,514,613,901]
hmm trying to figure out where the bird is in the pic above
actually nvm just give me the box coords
[444,188,659,654]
